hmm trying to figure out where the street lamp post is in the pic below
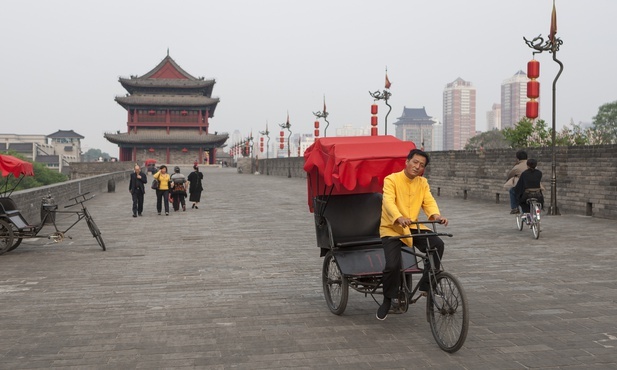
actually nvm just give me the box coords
[259,124,270,175]
[313,97,329,137]
[524,6,563,216]
[280,119,292,178]
[369,89,392,135]
[247,133,254,173]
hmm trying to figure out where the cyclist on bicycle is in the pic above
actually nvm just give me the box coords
[514,158,544,213]
[377,149,448,320]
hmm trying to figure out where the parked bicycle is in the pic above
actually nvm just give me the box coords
[0,154,105,254]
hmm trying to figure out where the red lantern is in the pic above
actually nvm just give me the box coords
[314,120,319,129]
[371,116,378,126]
[371,104,378,115]
[181,110,188,116]
[148,148,155,152]
[527,80,540,99]
[280,130,284,137]
[371,127,378,136]
[148,110,155,115]
[182,148,188,153]
[526,100,539,119]
[279,143,284,150]
[527,60,540,79]
[314,129,319,137]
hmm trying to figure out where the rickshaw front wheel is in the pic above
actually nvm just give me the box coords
[322,251,349,315]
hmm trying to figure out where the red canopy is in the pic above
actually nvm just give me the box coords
[145,159,157,165]
[0,154,35,177]
[303,135,415,212]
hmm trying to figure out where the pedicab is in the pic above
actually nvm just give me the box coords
[0,154,105,255]
[303,135,468,353]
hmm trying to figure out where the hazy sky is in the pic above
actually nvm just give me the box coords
[2,0,616,155]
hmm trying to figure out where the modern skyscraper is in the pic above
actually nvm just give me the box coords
[501,70,529,129]
[486,103,502,130]
[443,77,476,150]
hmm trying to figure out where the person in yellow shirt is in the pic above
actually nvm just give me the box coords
[153,165,171,216]
[377,149,448,320]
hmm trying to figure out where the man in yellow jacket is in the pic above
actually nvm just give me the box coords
[377,149,448,320]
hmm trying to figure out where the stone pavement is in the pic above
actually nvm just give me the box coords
[1,166,617,369]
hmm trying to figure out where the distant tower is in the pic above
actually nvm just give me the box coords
[105,54,228,164]
[393,107,435,151]
[486,103,502,130]
[501,70,529,129]
[443,77,476,150]
[432,120,443,151]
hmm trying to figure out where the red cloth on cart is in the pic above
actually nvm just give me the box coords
[0,154,35,177]
[303,136,415,212]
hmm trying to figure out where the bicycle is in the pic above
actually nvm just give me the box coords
[322,219,469,353]
[1,192,105,254]
[516,197,541,239]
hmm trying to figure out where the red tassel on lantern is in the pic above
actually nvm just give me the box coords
[527,60,540,79]
[371,104,378,115]
[526,100,539,119]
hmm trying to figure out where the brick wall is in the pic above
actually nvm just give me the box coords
[7,171,131,224]
[257,145,617,219]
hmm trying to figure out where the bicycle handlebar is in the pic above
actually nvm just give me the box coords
[64,194,96,208]
[388,220,453,240]
[68,192,91,201]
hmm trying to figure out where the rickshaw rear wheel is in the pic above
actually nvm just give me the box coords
[8,223,22,251]
[0,219,15,255]
[426,271,469,353]
[322,251,348,315]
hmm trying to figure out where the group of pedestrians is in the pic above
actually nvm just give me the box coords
[128,164,203,217]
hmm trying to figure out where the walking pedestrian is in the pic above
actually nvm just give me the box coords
[187,165,204,209]
[170,166,187,212]
[129,164,147,217]
[153,165,171,216]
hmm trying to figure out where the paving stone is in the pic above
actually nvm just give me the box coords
[0,167,617,368]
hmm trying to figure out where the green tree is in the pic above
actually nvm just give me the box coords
[83,148,111,162]
[592,101,617,144]
[465,129,509,150]
[1,152,67,193]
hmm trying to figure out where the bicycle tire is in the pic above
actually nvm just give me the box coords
[516,213,524,231]
[531,203,540,239]
[8,223,22,251]
[322,251,348,315]
[426,271,469,353]
[0,219,15,255]
[86,217,106,251]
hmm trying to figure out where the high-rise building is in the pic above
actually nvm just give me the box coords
[501,70,529,129]
[393,107,435,151]
[443,77,476,150]
[432,120,443,151]
[486,103,502,130]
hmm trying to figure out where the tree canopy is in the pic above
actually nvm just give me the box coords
[0,152,67,193]
[591,100,617,144]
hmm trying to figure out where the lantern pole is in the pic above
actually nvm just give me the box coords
[313,96,329,137]
[524,25,563,215]
[259,123,270,175]
[369,68,392,135]
[280,119,292,178]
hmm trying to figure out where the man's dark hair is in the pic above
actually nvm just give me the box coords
[527,158,538,170]
[407,148,430,166]
[516,150,528,160]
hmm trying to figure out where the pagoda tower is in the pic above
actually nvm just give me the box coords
[105,53,228,164]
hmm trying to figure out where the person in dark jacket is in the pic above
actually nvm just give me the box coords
[514,158,544,213]
[129,164,147,217]
[187,165,204,209]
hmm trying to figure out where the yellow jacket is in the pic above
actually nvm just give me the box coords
[380,170,440,246]
[153,171,171,190]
